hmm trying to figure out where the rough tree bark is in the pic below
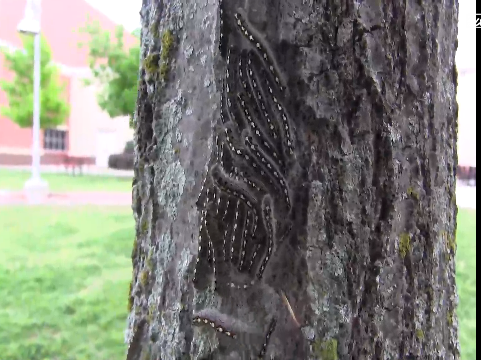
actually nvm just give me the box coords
[126,0,459,359]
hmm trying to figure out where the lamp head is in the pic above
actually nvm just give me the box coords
[17,0,41,35]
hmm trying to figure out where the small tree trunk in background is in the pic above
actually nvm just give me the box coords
[127,0,459,359]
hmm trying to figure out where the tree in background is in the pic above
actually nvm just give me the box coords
[0,35,69,129]
[132,28,141,38]
[78,19,140,125]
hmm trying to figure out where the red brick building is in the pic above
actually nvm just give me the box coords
[0,0,138,167]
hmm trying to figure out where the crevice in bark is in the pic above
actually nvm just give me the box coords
[136,73,155,163]
[127,319,148,360]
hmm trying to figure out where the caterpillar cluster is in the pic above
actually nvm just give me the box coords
[193,5,293,359]
[192,316,237,339]
[259,318,277,359]
[191,315,278,359]
[194,5,294,292]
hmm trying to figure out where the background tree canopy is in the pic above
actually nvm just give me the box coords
[0,35,70,129]
[78,19,140,125]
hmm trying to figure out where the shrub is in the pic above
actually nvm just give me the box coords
[124,141,135,154]
[457,166,476,182]
[108,153,134,170]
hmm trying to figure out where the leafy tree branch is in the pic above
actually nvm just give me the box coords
[0,35,69,129]
[78,18,140,123]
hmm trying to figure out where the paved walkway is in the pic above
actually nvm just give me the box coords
[0,165,134,178]
[456,183,476,210]
[0,191,132,206]
[0,184,476,209]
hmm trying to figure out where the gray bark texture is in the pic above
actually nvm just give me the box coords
[126,0,460,359]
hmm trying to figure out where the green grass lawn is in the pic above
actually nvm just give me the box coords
[0,206,135,359]
[456,209,477,360]
[0,207,476,359]
[0,169,132,193]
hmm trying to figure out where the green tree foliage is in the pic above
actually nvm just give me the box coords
[132,28,141,38]
[0,35,69,128]
[78,19,140,123]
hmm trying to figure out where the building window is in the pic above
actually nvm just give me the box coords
[44,128,67,151]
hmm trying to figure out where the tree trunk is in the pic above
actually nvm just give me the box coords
[126,0,460,359]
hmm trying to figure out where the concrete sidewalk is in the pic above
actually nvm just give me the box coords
[456,184,476,210]
[0,165,134,178]
[0,184,476,209]
[0,191,132,206]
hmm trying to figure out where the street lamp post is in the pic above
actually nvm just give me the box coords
[18,0,49,204]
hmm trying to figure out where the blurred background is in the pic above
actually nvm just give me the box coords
[0,0,140,177]
[0,0,476,359]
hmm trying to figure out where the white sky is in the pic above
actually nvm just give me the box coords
[85,0,475,70]
[84,0,142,31]
[456,0,476,70]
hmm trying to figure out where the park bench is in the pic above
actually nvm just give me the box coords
[457,165,476,186]
[63,155,85,176]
